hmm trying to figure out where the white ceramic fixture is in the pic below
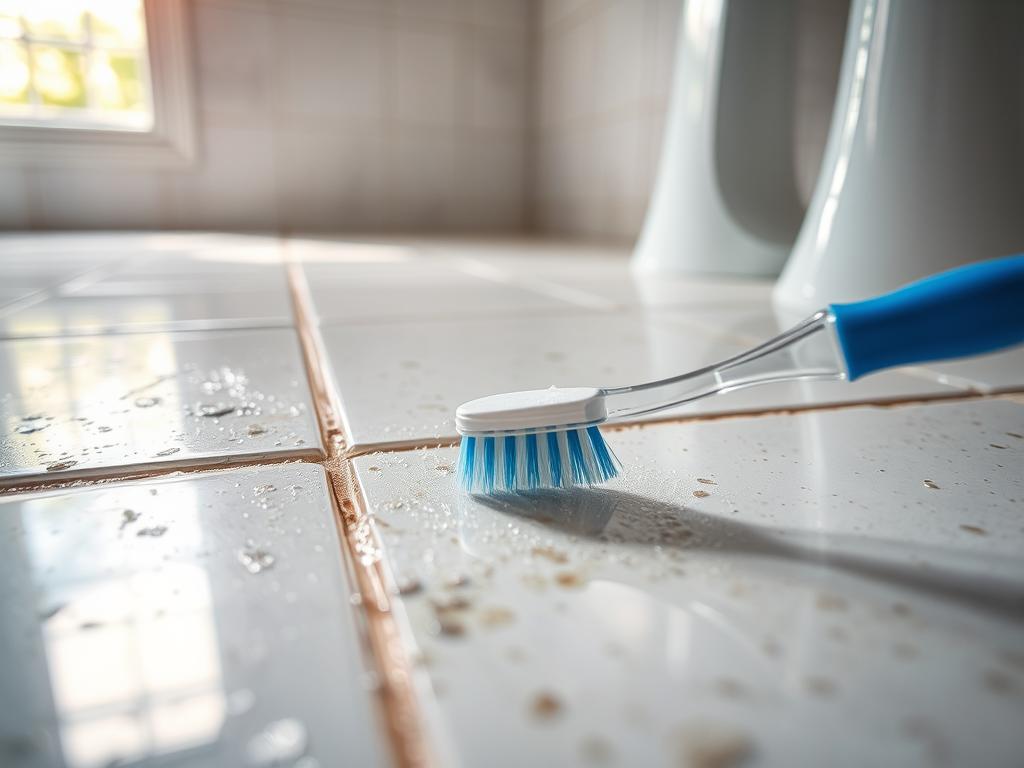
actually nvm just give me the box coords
[775,0,1024,311]
[633,0,804,277]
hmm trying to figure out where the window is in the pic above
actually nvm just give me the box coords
[0,0,194,167]
[0,0,153,130]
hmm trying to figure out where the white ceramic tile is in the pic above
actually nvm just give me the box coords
[301,254,577,325]
[33,169,163,230]
[0,290,294,338]
[278,11,385,122]
[353,399,1024,768]
[468,31,528,132]
[0,167,29,229]
[913,348,1024,395]
[194,0,277,116]
[0,464,388,768]
[319,307,961,450]
[277,125,388,233]
[165,118,278,232]
[395,27,459,128]
[0,328,321,486]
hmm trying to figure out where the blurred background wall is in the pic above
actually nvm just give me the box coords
[0,0,849,241]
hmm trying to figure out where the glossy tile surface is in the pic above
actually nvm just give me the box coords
[0,464,388,768]
[0,329,321,486]
[353,399,1024,768]
[321,309,961,450]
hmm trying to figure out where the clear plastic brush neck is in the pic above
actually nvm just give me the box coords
[602,310,845,420]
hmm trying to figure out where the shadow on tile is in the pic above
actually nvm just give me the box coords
[470,488,1024,616]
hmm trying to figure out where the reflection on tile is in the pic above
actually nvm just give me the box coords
[914,348,1024,395]
[0,329,322,486]
[300,260,578,325]
[320,309,962,450]
[0,291,294,339]
[353,400,1024,768]
[0,464,387,768]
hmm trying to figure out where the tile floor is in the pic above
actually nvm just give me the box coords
[1,233,1023,768]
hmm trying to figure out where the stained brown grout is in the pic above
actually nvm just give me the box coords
[285,251,432,768]
[0,452,323,497]
[341,388,1022,459]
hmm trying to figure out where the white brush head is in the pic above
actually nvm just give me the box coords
[455,386,606,436]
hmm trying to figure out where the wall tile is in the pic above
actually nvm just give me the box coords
[395,26,460,127]
[194,0,277,117]
[278,11,386,123]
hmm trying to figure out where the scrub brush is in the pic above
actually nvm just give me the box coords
[456,254,1024,494]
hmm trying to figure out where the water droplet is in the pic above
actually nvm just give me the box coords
[239,548,275,574]
[246,718,307,767]
[197,403,235,418]
[135,397,161,408]
[136,526,168,538]
[227,688,256,716]
[46,460,78,472]
[15,423,47,435]
[247,424,267,437]
[253,484,276,496]
[154,447,181,457]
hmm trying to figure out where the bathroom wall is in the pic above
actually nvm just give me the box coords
[530,0,850,242]
[0,0,849,239]
[0,0,532,232]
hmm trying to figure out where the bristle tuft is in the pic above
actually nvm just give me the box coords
[457,426,620,495]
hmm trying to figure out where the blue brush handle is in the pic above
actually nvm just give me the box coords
[830,254,1024,380]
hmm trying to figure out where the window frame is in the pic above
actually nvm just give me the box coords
[0,0,196,169]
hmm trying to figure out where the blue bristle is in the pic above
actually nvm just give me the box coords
[458,424,620,495]
[483,437,496,493]
[503,435,517,489]
[566,429,587,484]
[546,431,562,487]
[525,433,540,489]
[587,425,620,482]
[459,435,476,489]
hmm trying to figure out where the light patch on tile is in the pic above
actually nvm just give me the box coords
[0,464,387,767]
[0,328,322,486]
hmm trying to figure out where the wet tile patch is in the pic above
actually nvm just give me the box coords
[351,399,1024,767]
[0,328,322,486]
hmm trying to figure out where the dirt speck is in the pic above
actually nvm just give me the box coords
[555,571,584,589]
[532,546,569,564]
[521,573,548,591]
[715,678,745,699]
[697,478,717,485]
[530,691,564,721]
[805,675,838,697]
[395,577,422,596]
[1006,432,1023,440]
[368,466,382,472]
[506,646,527,663]
[670,721,752,768]
[479,606,516,628]
[435,615,466,637]
[923,479,940,490]
[891,602,912,617]
[761,638,783,658]
[989,443,1008,450]
[45,460,78,472]
[581,736,614,764]
[692,489,710,498]
[815,593,848,611]
[959,524,987,535]
[893,641,919,660]
[983,669,1016,695]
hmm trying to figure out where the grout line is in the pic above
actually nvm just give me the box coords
[340,388,1024,459]
[285,255,432,768]
[0,453,322,496]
